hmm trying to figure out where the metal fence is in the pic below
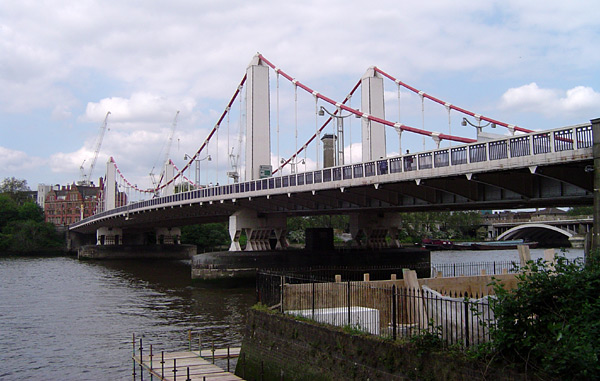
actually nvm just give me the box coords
[257,271,495,348]
[431,260,519,277]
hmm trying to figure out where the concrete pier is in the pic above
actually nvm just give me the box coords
[78,244,196,260]
[191,247,430,280]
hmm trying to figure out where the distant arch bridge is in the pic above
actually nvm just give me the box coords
[492,218,592,247]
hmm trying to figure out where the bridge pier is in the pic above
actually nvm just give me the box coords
[349,213,402,248]
[228,209,287,251]
[155,227,181,245]
[97,226,123,245]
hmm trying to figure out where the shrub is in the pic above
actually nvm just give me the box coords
[488,257,600,379]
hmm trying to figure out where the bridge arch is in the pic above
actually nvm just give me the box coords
[497,223,573,247]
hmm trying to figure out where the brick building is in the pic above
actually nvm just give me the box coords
[44,178,127,227]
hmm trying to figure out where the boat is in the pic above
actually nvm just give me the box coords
[422,238,537,251]
[421,239,455,251]
[469,240,538,251]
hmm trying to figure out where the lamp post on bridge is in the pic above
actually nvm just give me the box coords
[318,106,361,166]
[280,157,305,175]
[184,153,211,189]
[461,117,496,140]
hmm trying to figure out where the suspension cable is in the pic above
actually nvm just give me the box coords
[374,67,532,134]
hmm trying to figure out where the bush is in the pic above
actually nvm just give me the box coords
[488,257,600,379]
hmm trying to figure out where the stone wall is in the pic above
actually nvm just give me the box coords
[236,309,529,381]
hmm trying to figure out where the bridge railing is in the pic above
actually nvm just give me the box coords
[70,123,593,229]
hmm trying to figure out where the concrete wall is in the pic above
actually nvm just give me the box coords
[236,309,528,380]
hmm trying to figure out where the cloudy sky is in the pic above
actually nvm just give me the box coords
[1,1,599,195]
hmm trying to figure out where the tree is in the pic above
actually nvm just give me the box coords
[1,220,63,252]
[0,177,30,193]
[181,223,230,251]
[488,257,600,379]
[0,194,19,230]
[566,206,593,216]
[0,192,63,254]
[0,177,32,205]
[18,202,44,223]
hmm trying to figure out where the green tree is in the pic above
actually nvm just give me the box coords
[0,194,19,230]
[0,177,31,205]
[487,257,600,379]
[0,177,30,193]
[287,215,349,243]
[0,191,63,254]
[181,223,230,251]
[566,206,593,216]
[1,220,63,252]
[18,202,44,223]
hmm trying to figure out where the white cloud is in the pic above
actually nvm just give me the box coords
[1,1,599,187]
[83,92,196,124]
[500,83,600,117]
[0,146,44,172]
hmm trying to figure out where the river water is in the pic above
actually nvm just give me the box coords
[0,248,583,380]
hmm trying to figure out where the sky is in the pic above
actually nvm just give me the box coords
[1,1,599,197]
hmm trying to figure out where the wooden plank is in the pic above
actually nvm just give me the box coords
[402,268,425,329]
[133,349,244,380]
[517,244,531,268]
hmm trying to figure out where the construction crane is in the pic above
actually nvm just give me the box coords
[79,111,111,186]
[227,114,244,183]
[149,110,180,192]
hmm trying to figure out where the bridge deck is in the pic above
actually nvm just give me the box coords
[133,348,242,380]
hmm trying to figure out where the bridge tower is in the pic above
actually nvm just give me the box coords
[163,161,175,196]
[245,54,271,181]
[104,158,117,211]
[361,67,386,161]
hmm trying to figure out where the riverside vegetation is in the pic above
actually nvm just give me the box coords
[0,178,64,255]
[477,255,600,380]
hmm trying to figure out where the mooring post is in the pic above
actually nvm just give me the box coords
[139,338,143,362]
[161,351,165,379]
[149,344,153,371]
[188,329,191,351]
[173,358,177,381]
[211,341,215,364]
[227,346,230,372]
[132,333,136,379]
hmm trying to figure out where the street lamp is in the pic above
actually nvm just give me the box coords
[318,106,360,166]
[461,117,496,137]
[184,153,211,189]
[281,157,305,174]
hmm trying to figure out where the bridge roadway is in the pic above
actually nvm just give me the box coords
[70,123,593,235]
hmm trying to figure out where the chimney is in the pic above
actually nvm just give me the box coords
[321,134,336,168]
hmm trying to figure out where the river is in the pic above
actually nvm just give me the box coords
[0,248,583,380]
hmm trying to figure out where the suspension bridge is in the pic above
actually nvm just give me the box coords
[68,53,596,253]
